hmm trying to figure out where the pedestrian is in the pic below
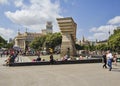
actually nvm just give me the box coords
[67,48,70,58]
[106,50,113,71]
[49,54,55,64]
[102,52,107,68]
[113,53,117,66]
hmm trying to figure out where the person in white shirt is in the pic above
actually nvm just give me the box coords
[106,50,113,71]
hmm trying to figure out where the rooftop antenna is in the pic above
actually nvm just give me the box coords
[108,25,111,37]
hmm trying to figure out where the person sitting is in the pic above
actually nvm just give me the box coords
[61,54,68,61]
[36,56,41,61]
[5,51,15,65]
[79,56,83,60]
[32,59,36,62]
[32,57,41,62]
[50,54,55,64]
[42,59,45,61]
[5,56,11,66]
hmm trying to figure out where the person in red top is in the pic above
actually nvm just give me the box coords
[5,49,14,65]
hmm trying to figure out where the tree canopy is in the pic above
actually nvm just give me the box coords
[45,33,62,49]
[29,35,46,50]
[29,33,62,51]
[0,36,7,48]
[108,29,120,52]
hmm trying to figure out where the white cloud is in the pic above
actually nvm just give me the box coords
[0,27,15,41]
[88,32,108,41]
[90,25,115,33]
[5,0,62,32]
[0,0,8,5]
[76,28,83,39]
[88,25,117,41]
[108,16,120,25]
[14,0,25,8]
[88,16,120,41]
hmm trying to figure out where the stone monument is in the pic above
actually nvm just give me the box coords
[57,17,77,57]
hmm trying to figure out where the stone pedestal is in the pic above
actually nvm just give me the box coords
[60,34,76,57]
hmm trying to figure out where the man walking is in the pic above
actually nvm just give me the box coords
[106,50,113,71]
[102,52,107,68]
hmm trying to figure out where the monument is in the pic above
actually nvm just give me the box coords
[57,17,77,57]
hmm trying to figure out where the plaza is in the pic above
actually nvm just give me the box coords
[0,56,120,86]
[0,1,120,86]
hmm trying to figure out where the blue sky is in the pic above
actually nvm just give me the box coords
[0,0,120,42]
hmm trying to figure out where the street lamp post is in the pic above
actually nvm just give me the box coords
[107,25,111,50]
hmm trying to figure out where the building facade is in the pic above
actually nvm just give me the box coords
[14,31,43,50]
[14,22,53,50]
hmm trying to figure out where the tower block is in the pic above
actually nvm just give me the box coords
[57,17,77,57]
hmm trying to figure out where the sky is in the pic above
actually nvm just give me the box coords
[0,0,120,42]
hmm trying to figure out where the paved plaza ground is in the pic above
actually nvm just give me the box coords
[0,56,120,86]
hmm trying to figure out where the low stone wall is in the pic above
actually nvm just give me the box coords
[91,55,102,58]
[9,58,102,66]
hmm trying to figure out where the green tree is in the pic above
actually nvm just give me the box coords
[30,33,62,51]
[75,44,84,50]
[30,35,46,50]
[6,42,14,49]
[89,44,96,51]
[95,44,108,51]
[45,33,62,49]
[108,29,120,52]
[0,36,7,48]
